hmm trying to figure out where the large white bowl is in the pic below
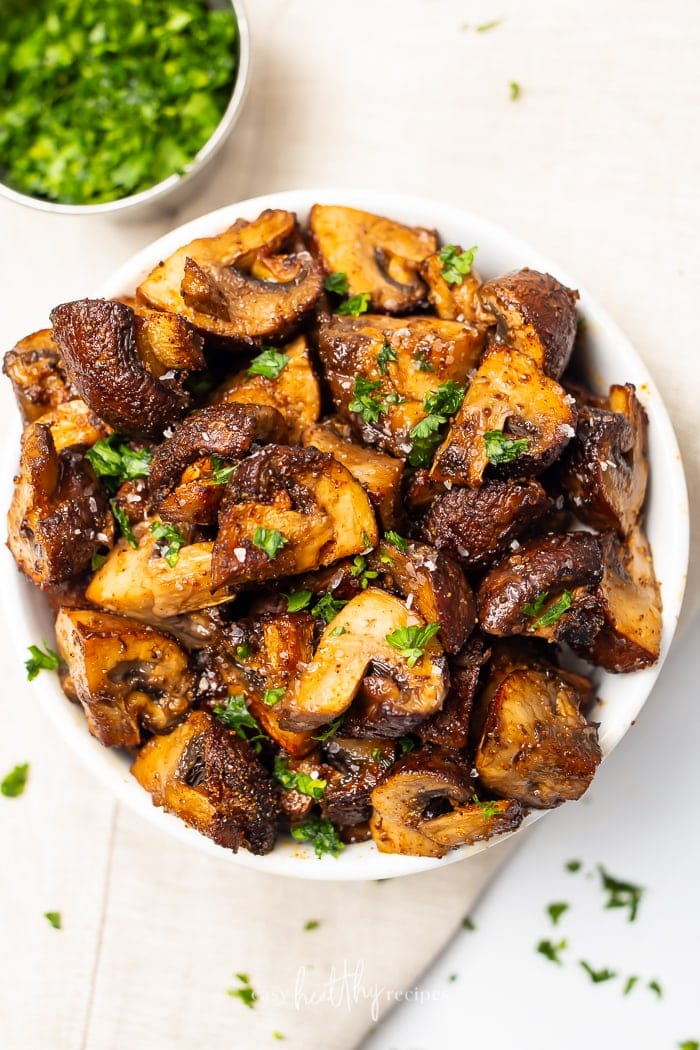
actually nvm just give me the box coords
[1,189,689,880]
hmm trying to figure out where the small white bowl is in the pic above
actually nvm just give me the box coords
[1,189,689,879]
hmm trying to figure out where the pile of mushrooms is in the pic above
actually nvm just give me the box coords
[4,204,661,858]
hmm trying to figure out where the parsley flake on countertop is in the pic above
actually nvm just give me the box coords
[1,763,29,798]
[462,916,476,931]
[247,348,289,380]
[579,961,617,984]
[537,938,567,965]
[291,818,344,859]
[227,972,257,1009]
[678,1042,699,1049]
[25,643,59,681]
[565,859,582,873]
[304,919,320,931]
[44,911,61,930]
[509,81,522,101]
[623,975,639,996]
[547,902,569,925]
[648,978,663,998]
[598,866,644,922]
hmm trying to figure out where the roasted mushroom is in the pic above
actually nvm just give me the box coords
[277,588,448,732]
[137,209,324,344]
[131,709,280,854]
[431,347,576,486]
[309,204,438,313]
[419,249,492,325]
[3,327,76,422]
[55,608,193,748]
[131,302,206,376]
[321,737,397,825]
[560,383,649,536]
[417,633,490,750]
[50,299,193,440]
[479,268,579,379]
[370,747,524,857]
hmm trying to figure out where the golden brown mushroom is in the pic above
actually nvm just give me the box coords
[419,249,493,325]
[3,328,76,422]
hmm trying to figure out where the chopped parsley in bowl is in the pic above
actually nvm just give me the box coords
[0,0,246,210]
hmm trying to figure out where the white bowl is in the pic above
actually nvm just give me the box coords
[1,189,689,880]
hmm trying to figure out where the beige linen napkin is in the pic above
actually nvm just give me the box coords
[1,1,698,1047]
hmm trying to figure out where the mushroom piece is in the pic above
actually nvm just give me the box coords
[417,633,490,750]
[416,478,553,570]
[302,420,404,530]
[86,525,233,619]
[309,204,438,313]
[478,268,579,379]
[8,422,114,586]
[50,299,193,440]
[431,347,576,486]
[476,531,605,648]
[3,327,76,422]
[419,250,493,325]
[475,661,601,808]
[368,538,476,654]
[55,608,194,748]
[131,302,206,376]
[560,383,649,536]
[34,398,111,452]
[276,588,448,732]
[137,209,324,344]
[369,747,524,857]
[213,335,321,443]
[572,527,662,672]
[211,445,378,588]
[321,737,397,825]
[131,710,281,854]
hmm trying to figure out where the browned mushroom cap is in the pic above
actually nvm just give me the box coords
[131,302,205,376]
[571,527,661,672]
[3,328,77,422]
[137,209,324,345]
[321,738,397,825]
[276,588,448,732]
[8,422,114,586]
[560,383,649,537]
[55,608,193,748]
[419,251,493,325]
[475,661,601,808]
[50,299,192,440]
[369,747,524,857]
[131,709,281,854]
[416,478,553,570]
[478,268,579,379]
[309,204,438,313]
[211,445,378,589]
[476,532,604,647]
[431,347,577,486]
[302,420,404,530]
[368,538,476,654]
[417,633,490,750]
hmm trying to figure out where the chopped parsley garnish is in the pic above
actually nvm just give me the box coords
[623,975,639,996]
[91,552,108,572]
[329,625,346,637]
[483,429,530,465]
[283,589,313,613]
[384,531,408,553]
[274,757,326,799]
[208,455,236,485]
[311,593,348,624]
[424,381,466,417]
[509,80,521,101]
[151,521,186,568]
[247,347,289,380]
[598,866,644,922]
[678,1042,699,1049]
[476,18,503,31]
[25,643,59,681]
[324,272,349,296]
[566,859,582,873]
[386,622,440,667]
[337,291,371,317]
[110,499,137,548]
[448,973,458,983]
[524,590,573,628]
[398,736,416,755]
[252,527,288,560]
[263,687,285,707]
[537,938,567,965]
[291,818,344,859]
[312,717,344,742]
[462,916,476,931]
[349,377,387,424]
[213,693,264,751]
[648,979,663,998]
[350,555,378,589]
[414,350,436,372]
[377,338,397,375]
[547,902,569,926]
[438,244,478,285]
[304,919,320,931]
[1,763,29,798]
[408,413,445,468]
[236,643,252,661]
[227,973,257,1009]
[523,592,549,618]
[471,794,501,819]
[85,435,152,492]
[580,961,617,984]
[44,911,61,930]
[273,1034,285,1043]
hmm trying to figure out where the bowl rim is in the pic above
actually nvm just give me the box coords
[0,0,251,216]
[1,187,689,880]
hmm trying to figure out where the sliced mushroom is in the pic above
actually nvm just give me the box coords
[55,608,193,748]
[560,383,648,536]
[419,250,493,325]
[479,268,579,379]
[309,204,438,313]
[214,335,321,443]
[50,299,191,440]
[572,527,662,672]
[321,737,397,825]
[475,662,601,808]
[277,588,448,732]
[29,397,110,452]
[137,209,324,344]
[370,747,524,857]
[416,478,553,570]
[211,445,378,588]
[302,420,404,529]
[368,538,475,654]
[477,532,605,648]
[431,347,576,486]
[131,302,206,376]
[3,328,76,422]
[8,422,114,586]
[131,709,280,854]
[417,633,490,750]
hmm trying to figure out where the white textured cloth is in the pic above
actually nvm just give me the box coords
[0,1,698,1047]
